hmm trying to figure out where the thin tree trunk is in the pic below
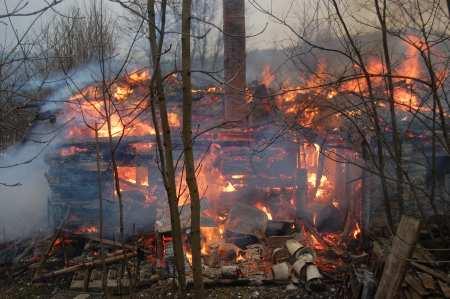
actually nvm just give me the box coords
[147,0,186,291]
[181,0,203,297]
[374,0,404,218]
[331,0,394,232]
[94,124,106,292]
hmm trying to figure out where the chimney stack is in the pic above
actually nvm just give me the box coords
[223,0,248,124]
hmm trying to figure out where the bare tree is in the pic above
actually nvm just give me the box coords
[181,0,203,297]
[147,0,187,291]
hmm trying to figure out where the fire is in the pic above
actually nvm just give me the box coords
[118,166,137,184]
[394,88,420,110]
[185,251,193,265]
[60,146,88,157]
[97,114,124,137]
[312,212,317,226]
[395,36,422,84]
[200,227,221,255]
[254,202,273,220]
[261,65,275,87]
[352,222,361,239]
[168,112,181,128]
[307,172,331,201]
[75,226,98,234]
[310,234,325,251]
[130,142,153,153]
[113,85,133,101]
[236,251,245,262]
[327,90,338,99]
[299,107,319,127]
[207,86,222,93]
[222,181,236,192]
[128,69,150,83]
[117,166,149,187]
[64,79,156,140]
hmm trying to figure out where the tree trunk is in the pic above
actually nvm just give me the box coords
[374,0,404,220]
[94,124,106,291]
[147,0,186,291]
[181,1,203,297]
[223,0,248,123]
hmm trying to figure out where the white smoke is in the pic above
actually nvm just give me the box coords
[0,63,117,240]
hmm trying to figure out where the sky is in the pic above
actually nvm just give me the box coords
[1,0,307,51]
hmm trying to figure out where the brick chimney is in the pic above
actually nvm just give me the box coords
[223,0,248,123]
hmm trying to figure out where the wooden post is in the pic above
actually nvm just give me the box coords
[375,216,421,299]
[223,0,247,123]
[295,168,308,220]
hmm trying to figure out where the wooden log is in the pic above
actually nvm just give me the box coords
[405,273,428,297]
[221,265,240,279]
[375,216,421,299]
[33,208,70,280]
[33,251,137,281]
[295,169,308,219]
[411,261,450,284]
[71,232,150,254]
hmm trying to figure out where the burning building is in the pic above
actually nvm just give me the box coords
[44,62,367,262]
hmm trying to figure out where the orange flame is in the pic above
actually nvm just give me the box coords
[168,112,181,128]
[254,202,273,220]
[352,222,361,239]
[128,69,151,83]
[261,65,275,87]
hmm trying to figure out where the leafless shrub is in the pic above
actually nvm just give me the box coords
[39,1,117,73]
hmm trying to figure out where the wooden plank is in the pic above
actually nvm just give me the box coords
[405,273,428,296]
[438,280,450,298]
[375,216,421,299]
[411,261,450,284]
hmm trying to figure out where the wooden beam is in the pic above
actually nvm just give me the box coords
[375,216,421,299]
